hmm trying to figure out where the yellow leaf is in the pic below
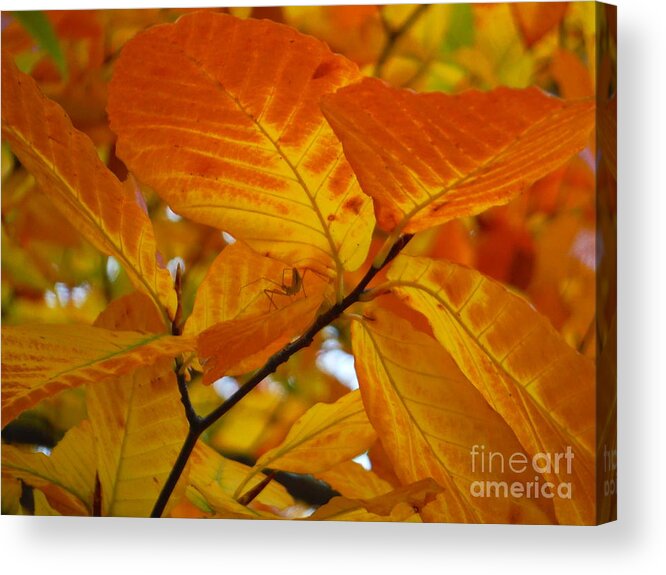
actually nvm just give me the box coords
[235,390,376,498]
[87,293,190,517]
[0,55,176,321]
[108,12,374,277]
[308,478,441,522]
[1,477,23,515]
[387,255,596,524]
[33,489,62,516]
[1,320,195,423]
[315,460,392,500]
[455,4,535,89]
[352,307,555,524]
[1,420,96,515]
[321,78,594,233]
[187,441,294,518]
[185,241,329,336]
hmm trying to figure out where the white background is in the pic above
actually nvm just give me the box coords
[1,0,664,573]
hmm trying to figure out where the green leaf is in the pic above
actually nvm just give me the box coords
[13,11,68,79]
[442,4,475,52]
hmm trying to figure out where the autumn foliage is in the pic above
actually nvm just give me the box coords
[1,4,614,525]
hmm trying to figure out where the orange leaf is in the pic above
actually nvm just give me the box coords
[108,12,374,276]
[511,2,569,48]
[352,307,555,524]
[321,78,594,232]
[1,55,176,321]
[368,441,401,487]
[185,241,329,336]
[1,319,195,423]
[551,49,594,100]
[387,255,596,524]
[197,287,325,385]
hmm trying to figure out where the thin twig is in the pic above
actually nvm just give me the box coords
[374,4,430,78]
[170,264,199,426]
[174,360,199,426]
[150,233,414,518]
[237,470,277,506]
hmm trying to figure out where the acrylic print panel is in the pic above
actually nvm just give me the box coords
[1,2,616,525]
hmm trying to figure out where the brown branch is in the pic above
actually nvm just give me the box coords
[150,233,414,518]
[374,4,430,78]
[170,264,198,426]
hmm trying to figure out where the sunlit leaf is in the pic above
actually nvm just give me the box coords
[1,321,195,423]
[198,285,326,383]
[352,306,555,524]
[185,241,329,336]
[0,56,176,320]
[86,293,190,517]
[108,12,374,276]
[235,390,376,498]
[322,78,594,233]
[387,255,595,524]
[1,420,96,515]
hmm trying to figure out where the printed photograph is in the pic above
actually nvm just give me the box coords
[1,2,616,524]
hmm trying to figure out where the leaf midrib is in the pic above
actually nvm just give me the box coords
[390,276,594,459]
[6,329,169,386]
[388,100,592,232]
[356,320,481,522]
[259,403,369,470]
[173,43,344,275]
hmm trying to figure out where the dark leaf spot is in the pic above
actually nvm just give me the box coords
[312,58,339,80]
[343,196,363,215]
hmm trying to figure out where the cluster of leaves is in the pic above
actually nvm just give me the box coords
[1,4,606,524]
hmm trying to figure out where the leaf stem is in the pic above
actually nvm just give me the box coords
[237,471,277,506]
[150,233,414,518]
